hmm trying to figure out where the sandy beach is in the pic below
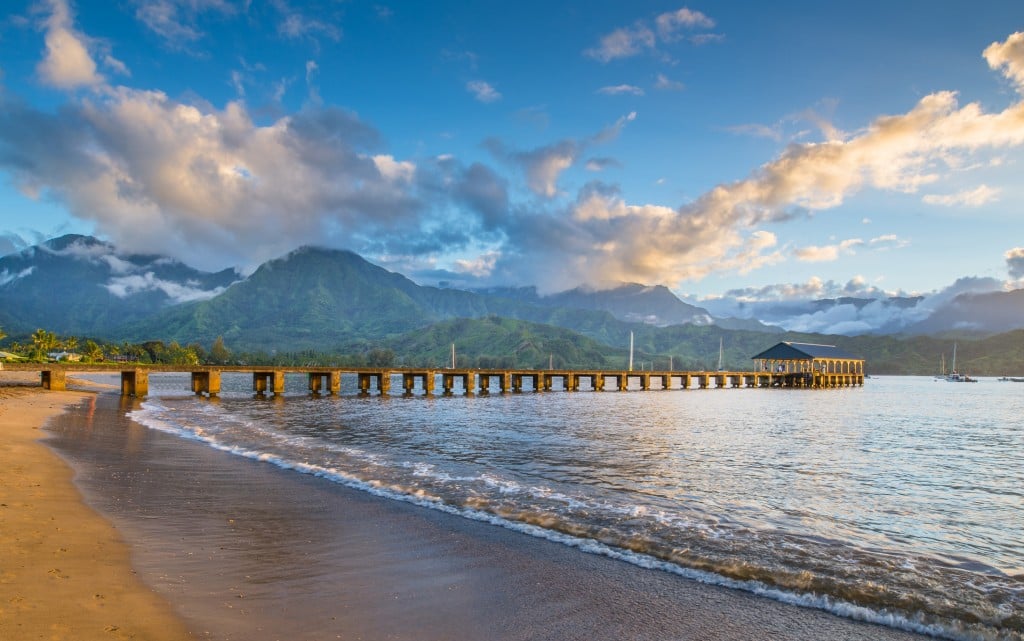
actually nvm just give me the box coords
[1,372,934,641]
[0,373,192,640]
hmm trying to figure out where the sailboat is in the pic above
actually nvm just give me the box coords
[717,337,725,372]
[934,353,946,381]
[943,343,977,383]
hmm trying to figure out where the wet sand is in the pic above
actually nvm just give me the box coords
[0,374,192,640]
[6,374,932,640]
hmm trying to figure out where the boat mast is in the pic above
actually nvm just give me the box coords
[628,331,634,372]
[451,343,455,369]
[717,337,724,371]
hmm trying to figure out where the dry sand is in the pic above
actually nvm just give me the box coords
[0,372,192,640]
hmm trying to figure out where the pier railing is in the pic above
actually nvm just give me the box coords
[2,363,864,397]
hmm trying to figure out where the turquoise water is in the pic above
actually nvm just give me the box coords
[122,374,1023,640]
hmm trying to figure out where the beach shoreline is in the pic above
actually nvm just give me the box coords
[3,373,934,641]
[0,373,193,640]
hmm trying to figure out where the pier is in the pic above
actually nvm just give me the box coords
[5,363,864,397]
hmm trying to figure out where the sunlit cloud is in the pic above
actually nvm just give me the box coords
[922,184,1000,207]
[585,6,717,62]
[793,238,864,262]
[36,0,106,89]
[453,250,500,277]
[7,7,1024,298]
[868,234,909,250]
[1006,247,1024,279]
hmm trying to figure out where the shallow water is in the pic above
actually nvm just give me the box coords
[113,374,1023,640]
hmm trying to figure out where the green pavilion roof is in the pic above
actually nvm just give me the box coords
[750,342,860,361]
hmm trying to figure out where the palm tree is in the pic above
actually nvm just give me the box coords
[31,329,59,360]
[83,340,104,363]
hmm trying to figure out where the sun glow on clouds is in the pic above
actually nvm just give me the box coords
[922,185,1000,207]
[8,1,1024,293]
[36,0,107,88]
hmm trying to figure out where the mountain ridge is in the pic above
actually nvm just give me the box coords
[3,236,1024,355]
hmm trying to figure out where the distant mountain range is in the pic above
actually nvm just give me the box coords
[0,234,237,335]
[2,235,1024,372]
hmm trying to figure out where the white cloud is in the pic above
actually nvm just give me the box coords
[597,84,645,96]
[453,251,500,277]
[984,31,1024,91]
[868,234,909,250]
[0,266,36,286]
[586,7,717,62]
[274,0,341,43]
[922,184,1000,207]
[466,80,501,103]
[485,113,635,199]
[36,0,104,89]
[1006,247,1024,279]
[654,7,714,41]
[793,238,864,262]
[134,0,208,44]
[487,31,1024,290]
[372,155,416,183]
[584,23,655,62]
[654,73,684,91]
[104,272,228,302]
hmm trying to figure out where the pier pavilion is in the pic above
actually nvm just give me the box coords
[751,342,864,388]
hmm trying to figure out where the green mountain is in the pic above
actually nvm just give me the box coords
[123,245,690,352]
[5,236,1024,375]
[0,234,237,335]
[123,246,484,349]
[383,316,614,369]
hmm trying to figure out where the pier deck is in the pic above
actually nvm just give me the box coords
[2,363,864,397]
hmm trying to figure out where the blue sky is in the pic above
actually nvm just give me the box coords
[2,0,1024,321]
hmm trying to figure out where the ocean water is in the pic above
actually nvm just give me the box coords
[120,373,1022,641]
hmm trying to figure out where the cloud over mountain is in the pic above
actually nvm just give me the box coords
[5,2,1024,298]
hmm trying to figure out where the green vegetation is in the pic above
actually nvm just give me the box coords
[3,320,1023,376]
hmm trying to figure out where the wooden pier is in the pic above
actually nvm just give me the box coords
[4,363,864,397]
